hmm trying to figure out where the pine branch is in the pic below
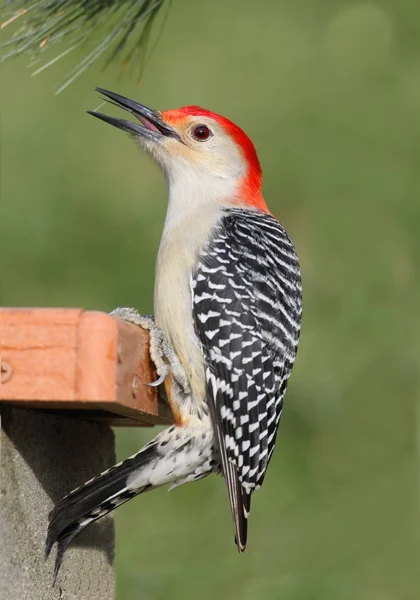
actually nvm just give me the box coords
[1,0,169,93]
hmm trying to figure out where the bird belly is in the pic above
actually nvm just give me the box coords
[154,206,223,411]
[154,236,205,406]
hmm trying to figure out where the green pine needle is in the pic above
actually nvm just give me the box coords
[1,0,169,93]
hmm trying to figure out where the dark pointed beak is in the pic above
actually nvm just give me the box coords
[87,87,178,141]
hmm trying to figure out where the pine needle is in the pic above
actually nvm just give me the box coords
[1,0,169,93]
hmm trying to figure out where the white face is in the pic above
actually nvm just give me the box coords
[89,90,255,223]
[140,116,248,204]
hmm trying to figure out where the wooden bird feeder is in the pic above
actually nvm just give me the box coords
[0,307,172,426]
[0,307,173,599]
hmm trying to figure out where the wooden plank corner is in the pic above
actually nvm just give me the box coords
[0,308,172,426]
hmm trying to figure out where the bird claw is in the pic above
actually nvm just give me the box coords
[147,371,167,388]
[110,307,189,393]
[110,307,156,331]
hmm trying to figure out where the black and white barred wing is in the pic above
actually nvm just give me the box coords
[192,208,302,551]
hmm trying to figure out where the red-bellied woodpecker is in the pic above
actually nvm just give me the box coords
[46,88,302,582]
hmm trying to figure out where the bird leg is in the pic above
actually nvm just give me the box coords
[110,307,190,393]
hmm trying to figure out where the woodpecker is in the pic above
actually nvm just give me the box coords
[46,88,302,582]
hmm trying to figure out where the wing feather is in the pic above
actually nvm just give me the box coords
[192,208,302,549]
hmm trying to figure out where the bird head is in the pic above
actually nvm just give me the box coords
[89,88,266,212]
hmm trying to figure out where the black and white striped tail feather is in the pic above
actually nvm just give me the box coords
[46,441,159,585]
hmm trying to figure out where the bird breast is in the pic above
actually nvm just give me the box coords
[154,205,222,404]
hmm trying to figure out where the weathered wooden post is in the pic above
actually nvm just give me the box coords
[0,308,171,599]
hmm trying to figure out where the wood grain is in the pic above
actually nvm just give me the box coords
[0,308,172,426]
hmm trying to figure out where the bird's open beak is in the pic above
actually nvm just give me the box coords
[87,88,178,141]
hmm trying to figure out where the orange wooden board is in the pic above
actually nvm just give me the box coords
[0,308,172,426]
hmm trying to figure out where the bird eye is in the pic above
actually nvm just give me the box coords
[192,125,212,141]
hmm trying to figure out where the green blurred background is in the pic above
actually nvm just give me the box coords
[2,1,419,598]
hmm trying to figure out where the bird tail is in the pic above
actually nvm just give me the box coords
[46,439,160,585]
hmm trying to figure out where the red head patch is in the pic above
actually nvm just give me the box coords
[162,106,267,212]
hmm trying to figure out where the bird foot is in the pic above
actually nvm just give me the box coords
[110,307,189,393]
